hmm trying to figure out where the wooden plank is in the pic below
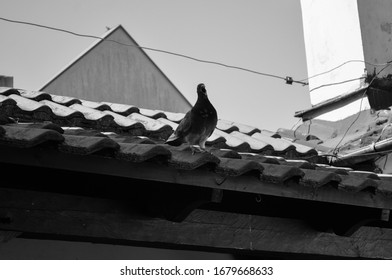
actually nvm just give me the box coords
[294,87,368,121]
[1,145,392,209]
[0,231,21,242]
[0,187,390,258]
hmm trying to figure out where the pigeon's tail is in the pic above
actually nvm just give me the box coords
[165,133,183,146]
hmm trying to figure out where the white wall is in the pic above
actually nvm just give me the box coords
[358,0,392,75]
[300,0,369,121]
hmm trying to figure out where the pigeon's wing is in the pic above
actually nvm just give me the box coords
[165,110,193,143]
[175,110,193,138]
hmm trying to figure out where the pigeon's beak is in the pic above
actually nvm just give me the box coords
[201,84,207,93]
[197,83,207,97]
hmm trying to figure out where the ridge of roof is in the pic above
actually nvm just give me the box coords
[39,25,121,91]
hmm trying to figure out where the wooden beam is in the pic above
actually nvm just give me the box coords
[294,87,368,121]
[0,231,21,242]
[0,187,391,258]
[1,145,392,210]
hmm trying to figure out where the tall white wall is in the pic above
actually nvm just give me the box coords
[300,0,369,121]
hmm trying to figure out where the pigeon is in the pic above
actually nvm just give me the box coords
[166,83,218,154]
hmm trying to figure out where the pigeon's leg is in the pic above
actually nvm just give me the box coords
[199,140,209,153]
[190,145,204,155]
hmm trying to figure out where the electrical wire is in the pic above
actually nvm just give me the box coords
[0,16,309,85]
[290,118,302,130]
[307,119,312,135]
[299,59,392,83]
[5,16,392,91]
[309,77,366,93]
[331,63,392,155]
[308,59,392,94]
[331,92,366,156]
[382,152,389,170]
[376,123,392,143]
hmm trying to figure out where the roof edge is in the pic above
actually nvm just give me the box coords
[40,25,122,91]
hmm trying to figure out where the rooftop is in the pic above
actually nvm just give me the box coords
[1,86,392,258]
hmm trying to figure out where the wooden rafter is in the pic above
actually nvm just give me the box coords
[1,145,392,210]
[0,187,390,258]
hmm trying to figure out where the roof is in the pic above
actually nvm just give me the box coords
[3,86,392,259]
[1,86,392,213]
[39,25,192,109]
[289,105,392,167]
[0,87,318,157]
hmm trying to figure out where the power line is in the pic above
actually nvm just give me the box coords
[309,76,366,93]
[331,91,366,155]
[307,60,392,94]
[290,118,302,130]
[331,63,392,155]
[7,16,392,93]
[299,59,392,82]
[301,60,392,93]
[0,16,308,86]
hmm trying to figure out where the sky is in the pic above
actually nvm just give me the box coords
[0,0,311,131]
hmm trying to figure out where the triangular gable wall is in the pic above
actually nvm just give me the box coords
[41,25,192,113]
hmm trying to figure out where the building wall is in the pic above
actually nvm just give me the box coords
[300,0,369,121]
[357,0,392,75]
[41,26,191,113]
[0,76,14,87]
[300,0,392,121]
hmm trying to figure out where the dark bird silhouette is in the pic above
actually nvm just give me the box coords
[166,83,218,154]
